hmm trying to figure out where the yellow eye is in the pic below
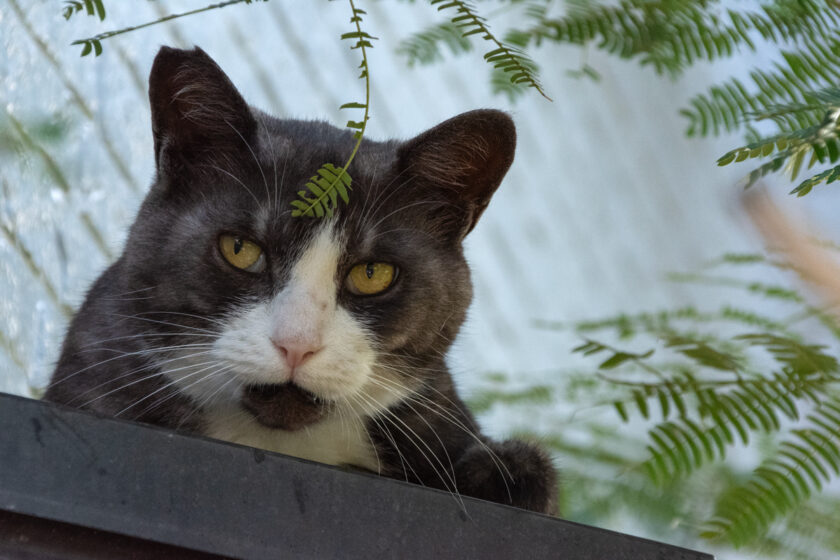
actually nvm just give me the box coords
[346,262,396,295]
[219,234,265,272]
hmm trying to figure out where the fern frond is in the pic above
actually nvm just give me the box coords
[633,367,831,484]
[291,164,352,218]
[430,0,550,100]
[665,335,743,371]
[581,328,839,485]
[512,0,840,78]
[568,304,792,339]
[704,396,840,546]
[736,333,839,375]
[489,52,542,102]
[717,101,840,191]
[683,39,840,137]
[791,163,840,195]
[62,0,106,22]
[291,0,373,218]
[467,385,553,414]
[668,272,806,303]
[572,339,656,370]
[572,253,840,549]
[396,22,472,66]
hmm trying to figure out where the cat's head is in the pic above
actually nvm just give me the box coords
[121,46,515,429]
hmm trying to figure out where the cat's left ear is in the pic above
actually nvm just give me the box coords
[148,46,257,178]
[397,109,515,238]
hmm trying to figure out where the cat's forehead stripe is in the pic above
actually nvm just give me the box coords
[287,222,342,297]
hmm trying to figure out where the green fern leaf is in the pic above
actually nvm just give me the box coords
[706,396,840,546]
[397,22,473,66]
[736,333,838,375]
[62,0,106,21]
[684,39,840,138]
[291,163,353,218]
[69,0,266,58]
[431,0,550,100]
[790,163,840,195]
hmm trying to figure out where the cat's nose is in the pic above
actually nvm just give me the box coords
[271,338,320,370]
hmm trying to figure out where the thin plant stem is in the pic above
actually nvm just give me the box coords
[74,0,259,49]
[292,0,373,218]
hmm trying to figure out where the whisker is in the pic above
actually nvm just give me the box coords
[67,349,216,403]
[108,313,219,334]
[100,286,156,299]
[349,392,414,483]
[364,376,459,496]
[139,365,236,422]
[134,310,227,328]
[225,119,270,213]
[75,357,221,410]
[354,390,463,509]
[78,332,214,349]
[75,342,214,358]
[114,361,230,418]
[343,394,383,475]
[49,343,215,388]
[202,163,262,208]
[367,372,513,496]
[361,165,414,227]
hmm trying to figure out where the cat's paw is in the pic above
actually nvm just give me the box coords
[454,438,558,515]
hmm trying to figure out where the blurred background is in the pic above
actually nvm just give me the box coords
[3,1,840,557]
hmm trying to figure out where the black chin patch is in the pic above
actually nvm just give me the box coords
[241,383,325,431]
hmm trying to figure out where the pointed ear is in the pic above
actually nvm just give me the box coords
[148,46,256,176]
[396,110,515,238]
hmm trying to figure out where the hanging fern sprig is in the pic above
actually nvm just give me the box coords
[509,0,840,78]
[291,0,375,218]
[717,92,840,193]
[68,0,266,57]
[683,39,840,138]
[62,0,106,22]
[396,21,473,66]
[429,0,551,101]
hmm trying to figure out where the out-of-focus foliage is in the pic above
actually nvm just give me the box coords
[473,253,840,556]
[399,0,840,196]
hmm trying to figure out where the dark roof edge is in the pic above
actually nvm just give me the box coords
[0,392,713,560]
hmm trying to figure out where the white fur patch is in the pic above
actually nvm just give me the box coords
[204,403,381,471]
[164,223,413,469]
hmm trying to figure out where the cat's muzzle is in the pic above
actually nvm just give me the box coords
[241,383,326,431]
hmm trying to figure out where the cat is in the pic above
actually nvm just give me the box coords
[45,46,557,514]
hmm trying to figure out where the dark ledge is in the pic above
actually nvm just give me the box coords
[0,392,713,559]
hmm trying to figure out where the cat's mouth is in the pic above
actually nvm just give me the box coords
[240,382,326,431]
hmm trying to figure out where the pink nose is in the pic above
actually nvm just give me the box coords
[271,338,320,370]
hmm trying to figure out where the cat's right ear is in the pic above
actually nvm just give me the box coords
[148,46,256,178]
[396,110,516,240]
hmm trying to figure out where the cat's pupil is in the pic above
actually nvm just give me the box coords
[365,263,374,279]
[233,237,243,255]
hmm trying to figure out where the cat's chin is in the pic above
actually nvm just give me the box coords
[240,382,326,431]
